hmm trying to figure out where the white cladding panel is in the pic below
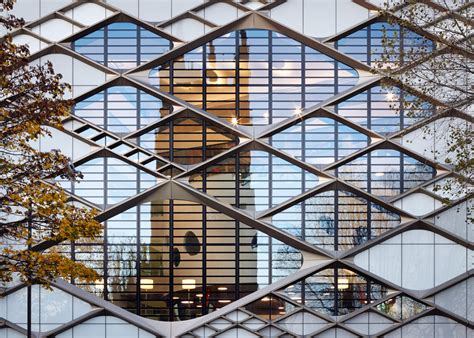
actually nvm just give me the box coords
[0,286,93,332]
[270,0,370,38]
[270,0,304,33]
[402,118,472,163]
[171,0,204,16]
[433,278,473,321]
[31,18,80,42]
[64,3,114,25]
[196,2,243,26]
[164,18,207,41]
[430,200,473,242]
[345,312,394,335]
[56,316,155,338]
[31,54,109,97]
[6,0,72,22]
[354,230,471,290]
[0,328,27,338]
[304,0,336,37]
[12,34,46,54]
[105,0,139,16]
[37,126,96,160]
[386,316,471,338]
[394,193,442,216]
[40,0,73,15]
[8,0,40,22]
[336,0,370,31]
[139,0,172,22]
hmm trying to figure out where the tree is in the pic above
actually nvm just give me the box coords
[375,0,473,204]
[0,0,102,287]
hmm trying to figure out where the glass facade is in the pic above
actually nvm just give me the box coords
[73,22,173,70]
[270,116,370,165]
[270,189,401,250]
[335,84,435,134]
[189,149,320,213]
[278,267,388,316]
[132,114,239,165]
[335,21,435,67]
[149,29,359,126]
[58,156,158,207]
[6,1,471,337]
[336,149,436,198]
[376,295,428,320]
[74,86,172,134]
[69,199,302,321]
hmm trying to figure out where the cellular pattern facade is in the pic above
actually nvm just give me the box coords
[1,0,472,337]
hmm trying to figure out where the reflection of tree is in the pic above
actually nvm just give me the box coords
[303,280,335,315]
[304,192,334,249]
[72,236,140,306]
[337,152,434,198]
[107,239,137,294]
[304,191,399,250]
[300,268,386,316]
[377,1,473,204]
[271,242,301,276]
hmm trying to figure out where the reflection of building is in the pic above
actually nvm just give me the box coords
[158,30,252,125]
[144,175,258,320]
[144,31,259,320]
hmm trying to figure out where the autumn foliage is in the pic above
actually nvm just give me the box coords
[0,0,102,287]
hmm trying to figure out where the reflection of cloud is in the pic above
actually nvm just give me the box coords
[108,61,136,69]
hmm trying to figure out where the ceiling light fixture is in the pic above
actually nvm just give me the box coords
[182,279,196,290]
[140,278,154,290]
[337,278,350,290]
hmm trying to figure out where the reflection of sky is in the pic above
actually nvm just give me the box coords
[149,28,359,113]
[334,86,433,133]
[201,150,320,211]
[336,21,434,66]
[73,22,172,70]
[192,156,314,210]
[74,86,167,133]
[338,149,435,195]
[271,117,369,165]
[69,157,158,206]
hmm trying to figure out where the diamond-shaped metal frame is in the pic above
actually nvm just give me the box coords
[2,1,472,337]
